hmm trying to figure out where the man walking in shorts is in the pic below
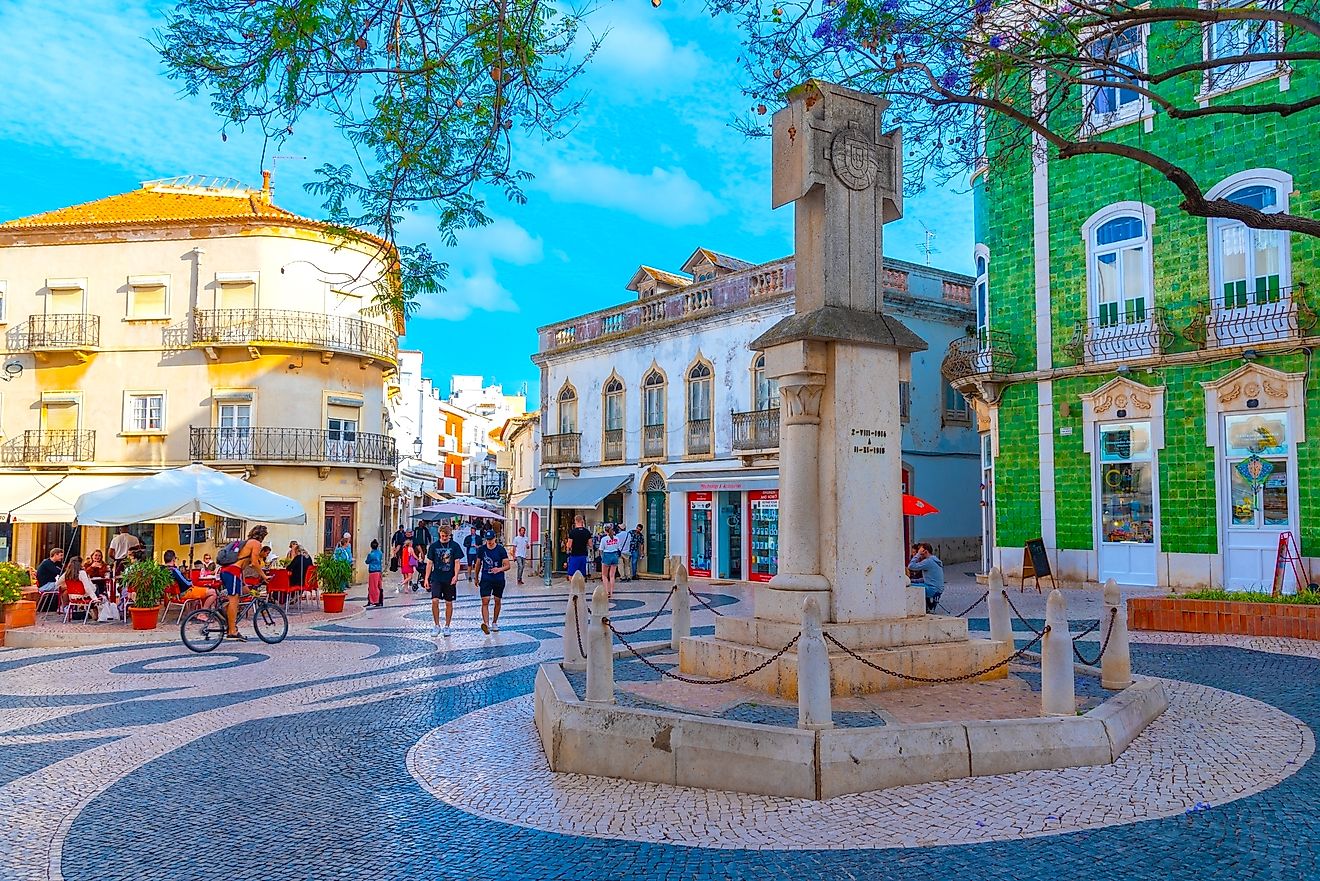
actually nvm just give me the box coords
[566,514,592,582]
[426,525,464,636]
[475,531,511,634]
[512,526,530,585]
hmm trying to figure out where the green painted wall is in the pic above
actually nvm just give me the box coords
[993,381,1040,547]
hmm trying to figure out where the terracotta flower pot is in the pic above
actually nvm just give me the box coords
[129,605,162,630]
[3,599,36,629]
[321,592,347,613]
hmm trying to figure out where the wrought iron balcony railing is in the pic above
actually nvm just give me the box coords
[189,427,397,467]
[1064,308,1172,365]
[541,432,581,466]
[1184,284,1318,349]
[191,309,398,363]
[732,409,780,453]
[1,430,95,464]
[686,419,712,456]
[7,315,100,352]
[642,423,666,460]
[941,330,1016,385]
[603,428,625,463]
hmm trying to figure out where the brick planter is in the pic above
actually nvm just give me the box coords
[1129,597,1320,640]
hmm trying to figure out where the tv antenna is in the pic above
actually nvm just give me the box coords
[919,221,939,266]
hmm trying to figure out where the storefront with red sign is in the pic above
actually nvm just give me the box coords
[687,491,713,577]
[747,489,779,582]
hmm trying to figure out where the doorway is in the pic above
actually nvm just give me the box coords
[1095,421,1158,586]
[718,491,742,579]
[323,501,356,553]
[644,473,667,574]
[1221,411,1297,591]
[980,433,995,573]
[39,523,82,563]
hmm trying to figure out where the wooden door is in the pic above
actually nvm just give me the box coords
[323,502,356,553]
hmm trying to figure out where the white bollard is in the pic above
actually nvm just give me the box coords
[585,582,615,704]
[671,559,691,652]
[797,596,833,730]
[987,567,1014,647]
[1101,578,1133,690]
[563,572,587,671]
[1040,589,1076,716]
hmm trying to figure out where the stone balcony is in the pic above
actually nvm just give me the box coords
[185,308,398,365]
[0,429,96,465]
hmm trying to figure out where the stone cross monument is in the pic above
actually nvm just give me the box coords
[753,80,927,624]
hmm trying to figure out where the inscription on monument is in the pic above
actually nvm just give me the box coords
[850,427,887,455]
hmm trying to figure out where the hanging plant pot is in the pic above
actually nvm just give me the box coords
[130,606,162,630]
[321,593,347,614]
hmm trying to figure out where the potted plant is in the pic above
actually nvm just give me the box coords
[121,560,171,630]
[0,562,34,629]
[313,551,352,613]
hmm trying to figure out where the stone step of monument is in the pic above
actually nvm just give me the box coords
[678,635,1014,699]
[714,613,969,652]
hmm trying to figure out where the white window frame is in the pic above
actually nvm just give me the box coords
[1082,202,1156,327]
[1082,25,1150,133]
[44,278,87,314]
[973,244,991,341]
[557,384,578,434]
[1199,0,1286,100]
[124,391,166,434]
[126,274,171,320]
[214,272,260,310]
[1205,169,1293,306]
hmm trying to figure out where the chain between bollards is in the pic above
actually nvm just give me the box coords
[1073,607,1119,666]
[570,594,586,659]
[824,627,1048,685]
[607,620,800,685]
[689,590,726,616]
[1001,590,1045,636]
[606,585,677,636]
[941,590,990,618]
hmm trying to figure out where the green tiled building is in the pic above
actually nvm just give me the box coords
[945,25,1319,591]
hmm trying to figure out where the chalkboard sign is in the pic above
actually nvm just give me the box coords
[1020,538,1055,593]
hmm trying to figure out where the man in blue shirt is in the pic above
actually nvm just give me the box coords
[475,532,511,635]
[426,526,464,637]
[908,542,945,613]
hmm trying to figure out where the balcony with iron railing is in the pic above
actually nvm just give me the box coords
[603,428,625,463]
[1187,283,1317,350]
[642,423,666,460]
[686,419,713,456]
[189,309,398,364]
[7,315,100,354]
[1,430,96,464]
[189,427,397,468]
[1064,307,1173,365]
[941,330,1017,386]
[541,432,581,466]
[732,409,780,453]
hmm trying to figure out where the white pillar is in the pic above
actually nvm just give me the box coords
[797,597,833,730]
[563,572,587,671]
[671,558,691,652]
[771,371,828,584]
[585,582,614,703]
[1040,589,1075,716]
[987,567,1014,646]
[1101,578,1133,690]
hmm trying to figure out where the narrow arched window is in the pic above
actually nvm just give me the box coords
[557,385,577,434]
[752,354,779,411]
[1089,214,1150,328]
[603,377,624,431]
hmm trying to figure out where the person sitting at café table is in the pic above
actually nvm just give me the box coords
[198,553,218,575]
[58,555,118,622]
[285,542,313,589]
[84,549,108,580]
[164,549,217,610]
[35,547,66,610]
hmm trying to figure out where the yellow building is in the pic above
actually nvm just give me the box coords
[0,174,402,577]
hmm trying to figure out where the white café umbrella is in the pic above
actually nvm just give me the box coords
[413,502,506,521]
[75,464,307,561]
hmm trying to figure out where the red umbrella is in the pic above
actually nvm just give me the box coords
[903,493,939,516]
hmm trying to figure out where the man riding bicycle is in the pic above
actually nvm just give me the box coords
[221,524,269,642]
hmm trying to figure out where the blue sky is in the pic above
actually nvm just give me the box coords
[0,1,973,402]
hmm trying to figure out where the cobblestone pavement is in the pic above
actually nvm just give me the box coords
[1,578,1316,880]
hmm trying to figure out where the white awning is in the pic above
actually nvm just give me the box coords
[514,475,633,510]
[0,474,154,523]
[666,467,778,493]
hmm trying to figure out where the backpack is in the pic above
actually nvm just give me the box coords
[216,540,243,566]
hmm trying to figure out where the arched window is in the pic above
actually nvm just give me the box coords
[973,245,990,341]
[557,384,577,434]
[642,370,667,459]
[602,376,624,462]
[752,354,779,411]
[1086,208,1152,328]
[1207,173,1291,309]
[686,361,713,455]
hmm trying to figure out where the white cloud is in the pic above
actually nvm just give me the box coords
[533,157,719,226]
[407,215,543,321]
[582,12,705,88]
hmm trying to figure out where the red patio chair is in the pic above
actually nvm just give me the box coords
[62,584,95,625]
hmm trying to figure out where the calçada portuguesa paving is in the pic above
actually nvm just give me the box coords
[1,576,1317,881]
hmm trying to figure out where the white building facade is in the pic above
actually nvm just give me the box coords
[525,248,981,580]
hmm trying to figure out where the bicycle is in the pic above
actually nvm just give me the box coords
[180,586,288,653]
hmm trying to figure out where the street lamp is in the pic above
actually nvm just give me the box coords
[542,468,560,586]
[413,436,424,458]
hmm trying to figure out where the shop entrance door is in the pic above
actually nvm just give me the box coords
[323,502,356,553]
[645,492,667,574]
[1095,421,1158,586]
[1221,412,1296,592]
[718,491,742,579]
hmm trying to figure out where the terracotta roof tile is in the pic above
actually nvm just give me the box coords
[1,181,299,229]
